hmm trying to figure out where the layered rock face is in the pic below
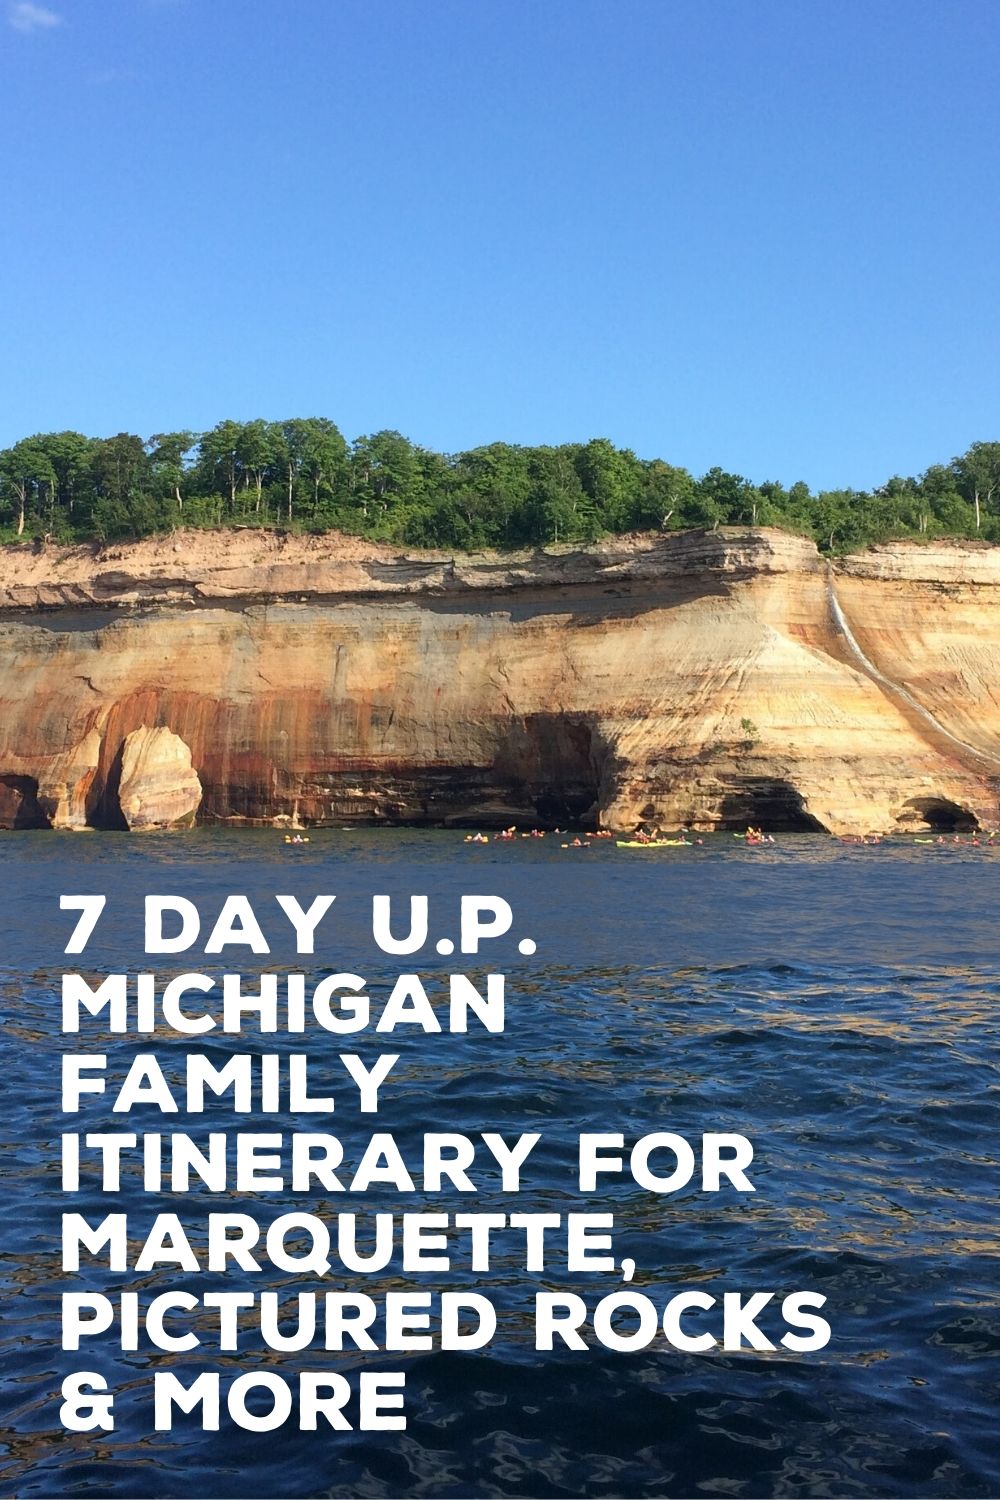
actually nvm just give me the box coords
[1,527,999,835]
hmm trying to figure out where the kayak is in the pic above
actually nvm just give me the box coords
[616,839,691,848]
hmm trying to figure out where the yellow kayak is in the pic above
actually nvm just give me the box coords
[617,839,691,848]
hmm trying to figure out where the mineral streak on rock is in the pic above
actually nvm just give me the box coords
[0,526,998,836]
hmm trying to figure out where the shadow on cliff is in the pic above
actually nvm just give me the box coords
[349,535,736,622]
[91,742,130,831]
[400,578,731,624]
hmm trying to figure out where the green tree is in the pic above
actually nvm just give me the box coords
[919,464,972,535]
[351,430,422,518]
[279,418,310,521]
[236,419,284,514]
[953,441,1000,532]
[696,467,764,527]
[450,442,532,546]
[522,446,591,543]
[294,417,349,520]
[198,420,243,510]
[779,480,814,533]
[630,460,696,531]
[41,431,95,529]
[90,433,150,508]
[0,437,57,535]
[149,431,197,511]
[813,489,871,551]
[574,438,642,530]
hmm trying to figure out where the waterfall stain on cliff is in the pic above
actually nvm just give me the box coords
[827,563,1000,771]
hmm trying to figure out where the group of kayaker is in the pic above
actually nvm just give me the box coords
[742,826,775,845]
[284,823,1000,850]
[924,832,997,846]
[465,827,617,844]
[631,823,665,843]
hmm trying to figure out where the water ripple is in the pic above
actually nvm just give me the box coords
[1,832,998,1496]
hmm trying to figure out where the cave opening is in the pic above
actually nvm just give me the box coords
[534,786,598,826]
[490,713,603,830]
[0,774,51,829]
[718,779,826,832]
[896,797,978,833]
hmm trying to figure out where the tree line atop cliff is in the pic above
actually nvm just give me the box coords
[1,421,999,553]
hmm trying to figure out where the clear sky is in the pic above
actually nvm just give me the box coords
[1,0,997,490]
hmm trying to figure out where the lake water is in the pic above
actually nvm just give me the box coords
[1,831,998,1498]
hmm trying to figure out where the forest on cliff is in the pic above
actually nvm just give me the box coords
[1,421,999,553]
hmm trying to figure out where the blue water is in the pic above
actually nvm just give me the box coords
[1,831,999,1498]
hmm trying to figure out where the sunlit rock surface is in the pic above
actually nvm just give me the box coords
[115,725,202,830]
[1,527,998,835]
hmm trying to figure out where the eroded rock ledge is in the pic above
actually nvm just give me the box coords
[1,527,998,835]
[0,526,816,613]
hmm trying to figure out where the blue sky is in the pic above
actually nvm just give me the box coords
[1,0,997,490]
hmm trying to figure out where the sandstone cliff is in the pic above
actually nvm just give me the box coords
[1,527,998,835]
